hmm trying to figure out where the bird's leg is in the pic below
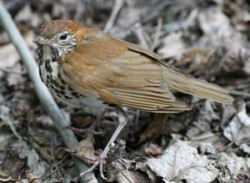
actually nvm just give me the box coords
[88,108,108,134]
[79,107,128,179]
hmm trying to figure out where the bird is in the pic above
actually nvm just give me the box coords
[33,19,233,178]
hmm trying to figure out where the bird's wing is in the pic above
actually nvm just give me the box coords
[60,30,190,112]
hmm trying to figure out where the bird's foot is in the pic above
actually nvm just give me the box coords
[79,108,128,179]
[79,152,107,179]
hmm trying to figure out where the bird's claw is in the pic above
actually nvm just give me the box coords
[79,155,107,179]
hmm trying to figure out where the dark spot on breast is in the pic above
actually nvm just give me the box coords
[61,79,66,84]
[47,75,51,80]
[54,88,60,94]
[37,47,43,63]
[51,80,60,88]
[50,84,56,90]
[71,91,80,97]
[45,61,52,72]
[58,73,66,84]
[59,90,65,95]
[60,85,65,90]
[47,75,52,82]
[68,87,74,91]
[57,93,62,98]
[52,55,57,61]
[64,95,72,99]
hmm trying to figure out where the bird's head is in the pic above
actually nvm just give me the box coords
[34,19,84,57]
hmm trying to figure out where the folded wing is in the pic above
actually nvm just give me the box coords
[60,30,190,112]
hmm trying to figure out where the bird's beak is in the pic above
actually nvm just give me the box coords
[33,36,52,45]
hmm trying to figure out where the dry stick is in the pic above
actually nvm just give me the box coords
[134,22,150,49]
[0,2,97,183]
[115,0,171,39]
[230,91,250,98]
[151,18,162,51]
[104,0,124,33]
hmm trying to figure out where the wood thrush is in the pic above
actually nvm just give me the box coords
[34,19,233,178]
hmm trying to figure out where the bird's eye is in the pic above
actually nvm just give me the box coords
[59,33,68,40]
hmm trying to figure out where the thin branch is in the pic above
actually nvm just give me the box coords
[0,1,97,183]
[0,105,22,140]
[134,22,150,49]
[115,0,171,39]
[104,0,124,33]
[150,17,163,51]
[231,91,250,98]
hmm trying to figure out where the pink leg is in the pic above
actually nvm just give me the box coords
[89,108,108,132]
[79,108,128,179]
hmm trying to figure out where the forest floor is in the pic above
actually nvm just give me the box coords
[0,0,249,182]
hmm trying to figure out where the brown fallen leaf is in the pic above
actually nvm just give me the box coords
[139,114,168,144]
[65,133,96,165]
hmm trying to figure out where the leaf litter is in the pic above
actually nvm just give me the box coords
[0,0,250,182]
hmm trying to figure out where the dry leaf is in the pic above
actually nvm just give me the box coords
[198,7,233,38]
[113,161,150,183]
[147,140,219,183]
[216,153,250,182]
[15,5,32,22]
[158,33,185,59]
[223,101,250,154]
[144,143,163,157]
[0,44,19,69]
[139,114,167,143]
[67,133,96,164]
[7,73,26,86]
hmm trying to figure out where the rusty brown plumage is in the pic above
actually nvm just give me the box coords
[34,19,233,178]
[49,19,233,112]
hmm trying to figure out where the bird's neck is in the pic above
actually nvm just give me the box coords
[37,45,61,83]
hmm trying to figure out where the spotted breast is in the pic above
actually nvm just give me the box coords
[37,45,106,110]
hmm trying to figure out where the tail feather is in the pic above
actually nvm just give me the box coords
[163,67,233,104]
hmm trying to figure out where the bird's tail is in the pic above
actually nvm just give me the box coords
[163,67,233,104]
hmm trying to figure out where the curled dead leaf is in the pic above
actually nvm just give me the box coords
[65,133,96,165]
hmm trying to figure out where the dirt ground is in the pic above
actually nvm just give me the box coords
[0,0,250,182]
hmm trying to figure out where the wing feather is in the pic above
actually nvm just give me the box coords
[60,29,190,112]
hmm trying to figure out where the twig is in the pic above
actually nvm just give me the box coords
[0,105,22,140]
[134,22,150,49]
[0,1,97,183]
[231,91,250,98]
[115,0,171,39]
[149,10,197,37]
[140,0,171,25]
[104,0,124,33]
[150,17,162,51]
